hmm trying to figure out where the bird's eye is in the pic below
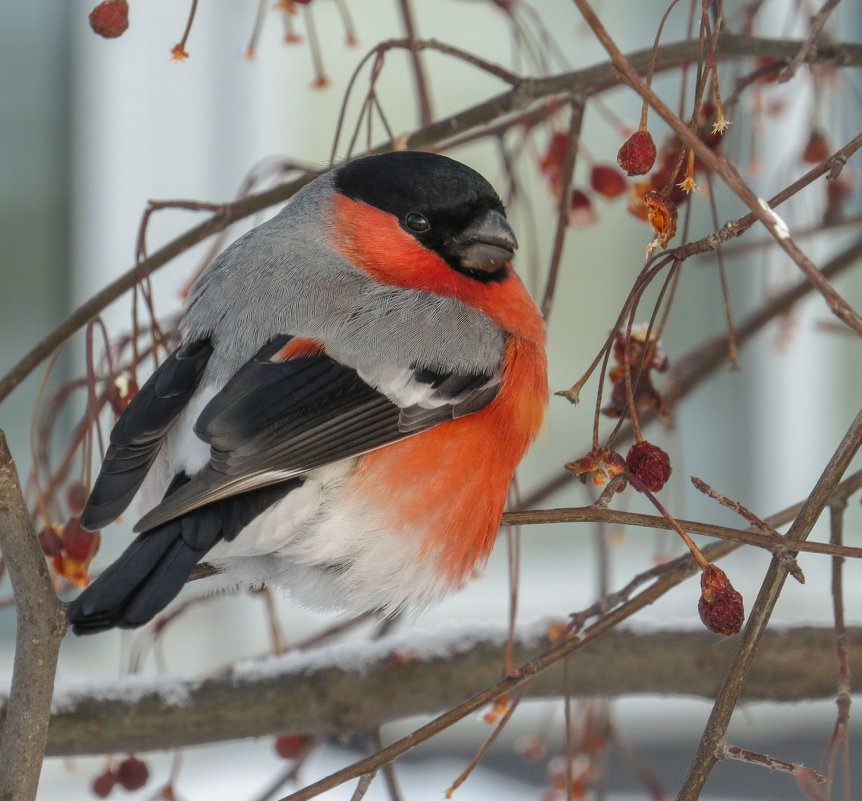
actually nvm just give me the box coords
[405,212,430,233]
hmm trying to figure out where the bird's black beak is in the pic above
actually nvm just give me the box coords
[448,208,518,274]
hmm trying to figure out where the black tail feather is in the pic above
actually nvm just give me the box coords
[67,478,299,635]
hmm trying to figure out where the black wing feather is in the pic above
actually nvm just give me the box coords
[134,336,501,533]
[80,339,213,531]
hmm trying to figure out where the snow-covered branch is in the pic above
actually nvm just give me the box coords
[44,623,862,757]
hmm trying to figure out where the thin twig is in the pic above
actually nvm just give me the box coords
[540,96,585,320]
[779,0,841,82]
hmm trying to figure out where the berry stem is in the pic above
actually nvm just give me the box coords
[628,472,710,570]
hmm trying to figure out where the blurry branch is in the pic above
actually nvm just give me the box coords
[0,432,67,801]
[44,625,862,758]
[3,33,862,404]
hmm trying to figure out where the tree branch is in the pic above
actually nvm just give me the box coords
[0,432,67,801]
[44,625,862,758]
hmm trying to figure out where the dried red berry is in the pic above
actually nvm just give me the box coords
[108,375,139,417]
[88,0,129,39]
[61,517,100,562]
[643,190,678,253]
[274,734,313,760]
[38,526,63,558]
[626,441,672,492]
[698,564,744,635]
[567,447,627,489]
[617,130,657,175]
[590,165,626,199]
[540,132,570,197]
[116,757,149,791]
[568,189,597,226]
[92,770,116,798]
[802,130,829,164]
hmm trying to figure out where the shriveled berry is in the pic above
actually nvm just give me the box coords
[617,130,657,175]
[626,441,672,492]
[566,447,627,489]
[540,132,570,197]
[274,734,313,760]
[644,190,678,252]
[116,756,149,791]
[590,165,626,199]
[88,0,129,39]
[802,130,829,164]
[61,517,100,562]
[38,526,63,558]
[108,375,138,417]
[92,770,116,798]
[698,564,744,635]
[568,189,597,226]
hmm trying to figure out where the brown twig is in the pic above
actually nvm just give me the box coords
[721,743,825,782]
[779,0,842,82]
[821,496,852,801]
[690,476,805,582]
[396,0,433,126]
[540,96,585,320]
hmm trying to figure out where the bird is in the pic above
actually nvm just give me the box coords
[66,150,548,635]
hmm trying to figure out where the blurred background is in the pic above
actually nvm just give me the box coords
[2,1,862,798]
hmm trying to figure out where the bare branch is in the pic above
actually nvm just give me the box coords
[0,432,67,801]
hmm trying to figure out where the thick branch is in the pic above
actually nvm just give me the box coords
[44,624,862,758]
[0,432,67,801]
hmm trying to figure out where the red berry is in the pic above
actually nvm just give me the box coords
[568,189,597,226]
[539,132,570,197]
[590,165,626,199]
[617,130,657,176]
[698,565,744,636]
[108,375,139,417]
[802,130,830,164]
[61,517,100,562]
[88,0,129,39]
[92,771,116,798]
[274,734,313,760]
[38,526,63,558]
[116,756,149,791]
[626,441,672,492]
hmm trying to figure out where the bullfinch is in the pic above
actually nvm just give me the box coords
[67,151,548,635]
